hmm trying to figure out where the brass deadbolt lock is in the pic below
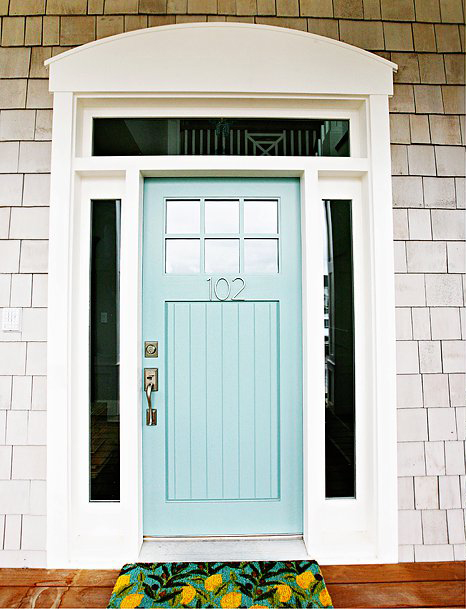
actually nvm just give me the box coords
[145,341,158,358]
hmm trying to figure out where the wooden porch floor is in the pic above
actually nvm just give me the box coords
[0,561,464,608]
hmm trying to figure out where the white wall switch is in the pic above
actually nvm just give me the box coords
[2,308,22,332]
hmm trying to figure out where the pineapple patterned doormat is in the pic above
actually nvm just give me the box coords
[107,561,333,608]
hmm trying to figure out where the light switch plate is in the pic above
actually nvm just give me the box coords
[2,308,22,332]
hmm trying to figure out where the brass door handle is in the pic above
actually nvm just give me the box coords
[146,382,157,426]
[146,381,153,406]
[144,368,158,426]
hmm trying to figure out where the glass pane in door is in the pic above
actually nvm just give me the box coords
[244,239,279,273]
[205,239,240,273]
[244,200,278,234]
[205,200,239,233]
[165,239,201,274]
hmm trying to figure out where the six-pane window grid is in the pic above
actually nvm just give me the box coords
[164,198,280,275]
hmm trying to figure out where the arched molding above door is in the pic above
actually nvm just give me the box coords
[46,22,396,96]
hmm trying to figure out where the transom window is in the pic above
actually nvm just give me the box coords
[164,198,279,274]
[93,118,350,157]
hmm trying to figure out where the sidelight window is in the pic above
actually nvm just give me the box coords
[323,200,355,499]
[90,200,121,501]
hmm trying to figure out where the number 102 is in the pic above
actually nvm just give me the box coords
[207,277,246,301]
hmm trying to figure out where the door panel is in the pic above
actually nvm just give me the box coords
[166,301,279,502]
[142,178,302,536]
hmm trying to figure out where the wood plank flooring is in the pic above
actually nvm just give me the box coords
[0,561,463,608]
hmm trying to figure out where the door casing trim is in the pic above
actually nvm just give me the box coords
[46,25,397,568]
[47,144,396,567]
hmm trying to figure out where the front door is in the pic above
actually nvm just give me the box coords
[142,178,302,536]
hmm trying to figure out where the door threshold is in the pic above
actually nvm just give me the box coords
[139,535,309,563]
[143,534,303,541]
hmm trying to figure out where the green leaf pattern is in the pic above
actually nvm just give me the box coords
[108,561,333,608]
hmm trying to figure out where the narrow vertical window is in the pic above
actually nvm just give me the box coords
[90,200,121,501]
[324,200,355,498]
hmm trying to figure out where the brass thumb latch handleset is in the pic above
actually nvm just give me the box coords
[144,341,159,426]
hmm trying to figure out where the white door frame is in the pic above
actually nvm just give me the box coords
[45,24,398,567]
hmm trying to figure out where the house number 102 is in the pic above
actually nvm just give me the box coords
[207,277,246,301]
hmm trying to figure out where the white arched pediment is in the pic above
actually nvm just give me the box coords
[46,22,396,95]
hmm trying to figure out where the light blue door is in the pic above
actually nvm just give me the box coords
[142,178,302,536]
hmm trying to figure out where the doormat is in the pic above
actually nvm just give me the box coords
[107,561,333,608]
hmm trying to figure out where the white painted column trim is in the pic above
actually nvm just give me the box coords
[301,168,325,555]
[367,94,398,562]
[120,168,144,561]
[46,91,75,567]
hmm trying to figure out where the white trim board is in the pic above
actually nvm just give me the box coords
[46,24,397,568]
[45,23,396,95]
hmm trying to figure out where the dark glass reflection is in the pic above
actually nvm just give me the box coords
[90,200,120,501]
[324,200,355,498]
[93,118,350,157]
